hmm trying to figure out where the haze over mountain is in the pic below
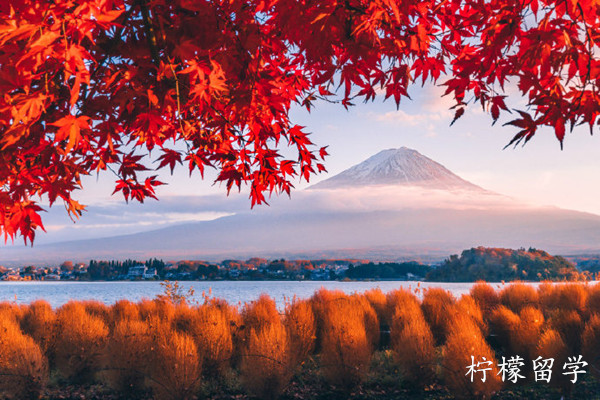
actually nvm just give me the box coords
[3,147,600,266]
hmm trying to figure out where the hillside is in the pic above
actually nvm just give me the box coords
[426,247,585,281]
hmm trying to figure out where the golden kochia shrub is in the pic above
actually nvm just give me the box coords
[390,304,435,386]
[421,288,455,345]
[582,314,600,377]
[319,301,371,390]
[81,300,111,323]
[470,281,500,314]
[238,295,281,362]
[104,319,153,396]
[390,298,424,331]
[0,302,25,325]
[536,329,570,391]
[442,317,503,399]
[455,295,487,336]
[0,319,48,400]
[284,299,316,366]
[53,302,109,383]
[240,322,291,400]
[556,283,587,314]
[511,306,545,361]
[138,298,176,323]
[175,303,235,378]
[587,283,600,315]
[385,288,420,325]
[20,300,56,354]
[499,283,539,313]
[241,294,281,332]
[537,281,555,309]
[549,309,584,353]
[171,303,198,334]
[488,305,520,350]
[210,297,242,325]
[111,299,140,324]
[540,283,588,315]
[363,288,388,326]
[147,330,202,400]
[351,294,380,350]
[310,288,347,322]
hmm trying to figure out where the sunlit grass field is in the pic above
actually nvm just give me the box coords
[1,282,600,399]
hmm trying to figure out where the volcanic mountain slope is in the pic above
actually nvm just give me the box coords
[311,147,484,191]
[2,147,600,265]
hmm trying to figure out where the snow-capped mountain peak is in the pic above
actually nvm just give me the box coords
[311,147,482,190]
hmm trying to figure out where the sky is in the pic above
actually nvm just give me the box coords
[6,81,600,246]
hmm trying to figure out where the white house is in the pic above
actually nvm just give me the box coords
[126,265,147,280]
[143,268,158,280]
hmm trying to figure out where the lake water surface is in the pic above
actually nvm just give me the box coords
[0,280,566,308]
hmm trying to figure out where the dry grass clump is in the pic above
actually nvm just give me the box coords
[138,299,176,323]
[310,289,346,322]
[488,305,520,350]
[582,314,600,377]
[390,301,436,386]
[536,329,570,392]
[512,306,545,361]
[421,288,456,345]
[80,300,111,323]
[241,294,281,332]
[171,303,198,334]
[351,293,380,350]
[0,302,25,325]
[309,289,349,351]
[587,283,600,315]
[104,319,153,396]
[537,282,557,311]
[111,299,140,324]
[557,283,588,314]
[0,318,48,399]
[20,300,56,354]
[53,302,109,383]
[548,309,584,353]
[499,283,538,313]
[540,283,588,316]
[442,315,503,399]
[195,303,235,377]
[391,297,425,331]
[363,288,388,326]
[240,322,291,400]
[147,329,202,400]
[385,288,420,325]
[455,295,487,335]
[470,281,500,314]
[319,299,371,390]
[284,299,316,366]
[239,295,291,400]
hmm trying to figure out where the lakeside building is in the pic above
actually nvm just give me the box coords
[126,265,148,280]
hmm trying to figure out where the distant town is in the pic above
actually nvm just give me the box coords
[0,258,431,282]
[2,247,600,282]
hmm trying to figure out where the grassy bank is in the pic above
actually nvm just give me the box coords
[1,282,600,399]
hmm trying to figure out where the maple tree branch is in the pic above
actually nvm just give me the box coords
[139,0,162,68]
[83,5,135,105]
[573,1,593,111]
[91,5,135,79]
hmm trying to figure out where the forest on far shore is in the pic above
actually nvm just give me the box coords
[426,247,588,282]
[2,247,596,283]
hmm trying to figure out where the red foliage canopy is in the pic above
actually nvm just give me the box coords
[1,0,599,243]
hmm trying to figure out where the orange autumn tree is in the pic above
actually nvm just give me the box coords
[1,0,599,243]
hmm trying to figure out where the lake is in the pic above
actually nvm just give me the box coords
[0,280,569,309]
